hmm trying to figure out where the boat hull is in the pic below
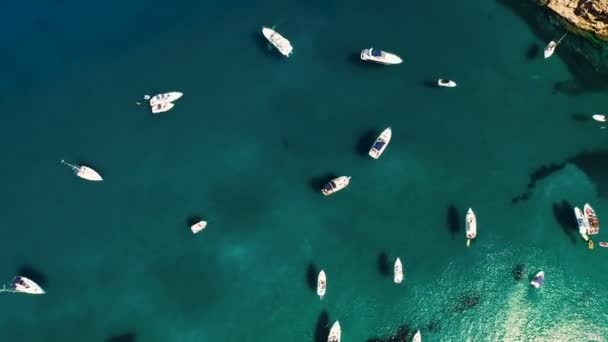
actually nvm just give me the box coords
[368,127,392,159]
[191,221,207,234]
[465,208,477,244]
[584,203,600,235]
[412,330,421,342]
[574,207,590,241]
[438,79,457,88]
[530,271,544,288]
[593,114,607,122]
[152,102,175,114]
[360,48,402,65]
[328,321,341,342]
[544,41,557,58]
[321,176,351,196]
[149,92,183,107]
[317,270,326,299]
[77,166,103,181]
[262,27,293,57]
[394,258,403,284]
[12,276,45,295]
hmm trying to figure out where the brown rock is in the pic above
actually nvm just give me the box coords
[544,0,608,40]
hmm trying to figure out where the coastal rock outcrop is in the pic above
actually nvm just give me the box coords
[542,0,608,40]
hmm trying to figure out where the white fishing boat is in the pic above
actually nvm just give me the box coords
[574,206,590,241]
[0,276,45,295]
[151,102,175,114]
[368,127,392,159]
[592,114,607,122]
[262,26,293,57]
[530,271,545,288]
[61,160,103,181]
[465,208,477,247]
[544,32,568,59]
[317,270,326,299]
[437,79,457,88]
[149,91,183,107]
[394,257,403,284]
[327,321,341,342]
[360,48,402,65]
[584,203,600,235]
[321,176,351,196]
[190,220,207,234]
[412,330,422,342]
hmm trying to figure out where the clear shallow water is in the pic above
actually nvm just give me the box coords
[1,0,608,341]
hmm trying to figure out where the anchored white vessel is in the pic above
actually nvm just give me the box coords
[438,79,457,88]
[327,321,341,342]
[544,32,568,59]
[149,92,183,107]
[317,270,326,299]
[465,208,477,247]
[584,203,600,235]
[262,27,293,57]
[530,271,545,288]
[368,127,392,159]
[321,176,351,196]
[412,330,422,342]
[61,160,103,181]
[574,206,590,241]
[190,220,207,234]
[593,114,606,122]
[151,102,175,114]
[0,276,45,295]
[394,257,403,284]
[360,48,402,65]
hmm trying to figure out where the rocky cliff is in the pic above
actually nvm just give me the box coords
[540,0,608,41]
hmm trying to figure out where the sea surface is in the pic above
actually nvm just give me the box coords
[1,0,608,341]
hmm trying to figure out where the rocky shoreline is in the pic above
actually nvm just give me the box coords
[537,0,608,41]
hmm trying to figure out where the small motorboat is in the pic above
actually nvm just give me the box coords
[437,79,457,88]
[544,32,568,59]
[368,127,392,159]
[262,26,293,57]
[317,270,326,299]
[530,271,545,288]
[394,257,403,284]
[599,242,608,248]
[149,91,183,107]
[190,220,207,234]
[61,160,103,181]
[327,321,341,342]
[584,203,600,235]
[321,176,351,196]
[360,48,402,65]
[574,206,590,241]
[151,102,175,114]
[593,114,607,122]
[465,208,477,247]
[0,276,45,295]
[412,330,422,342]
[589,239,595,250]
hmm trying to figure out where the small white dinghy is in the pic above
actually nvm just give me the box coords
[412,330,422,342]
[530,271,545,288]
[61,160,103,181]
[592,114,606,122]
[465,208,477,247]
[262,26,293,57]
[317,270,326,299]
[0,276,45,295]
[360,48,402,65]
[368,127,392,159]
[574,206,590,242]
[151,102,175,114]
[190,220,207,234]
[394,257,403,284]
[321,176,351,196]
[437,79,457,88]
[327,321,341,342]
[149,91,183,107]
[544,32,568,59]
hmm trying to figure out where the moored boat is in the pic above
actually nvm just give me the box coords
[149,91,183,107]
[360,48,402,65]
[61,160,103,181]
[593,114,607,122]
[262,27,293,57]
[368,127,392,159]
[437,79,457,88]
[544,41,557,58]
[190,220,207,234]
[394,257,403,284]
[0,276,45,295]
[465,208,477,247]
[328,321,341,342]
[599,242,608,248]
[584,203,600,235]
[412,330,422,342]
[321,176,351,196]
[151,102,175,114]
[574,206,590,241]
[530,271,545,288]
[317,270,326,299]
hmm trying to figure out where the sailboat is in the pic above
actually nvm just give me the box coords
[412,330,422,342]
[544,32,568,59]
[317,270,326,299]
[465,208,477,247]
[394,258,403,284]
[61,160,103,181]
[327,321,341,342]
[0,276,45,295]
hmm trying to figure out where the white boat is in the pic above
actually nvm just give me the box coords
[465,208,477,247]
[262,27,293,57]
[149,92,183,107]
[394,257,403,284]
[530,271,545,288]
[360,48,402,65]
[544,32,568,59]
[437,79,457,88]
[593,114,607,122]
[151,102,175,114]
[321,176,351,196]
[190,220,207,234]
[317,270,326,299]
[574,206,590,241]
[327,321,341,342]
[584,203,600,235]
[0,276,45,295]
[412,330,422,342]
[61,160,103,181]
[368,127,392,159]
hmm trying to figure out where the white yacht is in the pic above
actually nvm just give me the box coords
[412,330,422,342]
[437,79,457,88]
[544,32,568,59]
[592,114,606,122]
[360,48,402,65]
[465,208,477,247]
[530,271,545,288]
[190,220,207,234]
[0,276,45,295]
[149,92,183,107]
[262,27,293,57]
[317,270,326,299]
[327,321,341,342]
[394,257,403,284]
[321,176,351,196]
[368,127,392,159]
[151,102,175,114]
[574,206,590,241]
[61,160,103,181]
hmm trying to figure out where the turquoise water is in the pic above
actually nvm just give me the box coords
[1,0,608,341]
